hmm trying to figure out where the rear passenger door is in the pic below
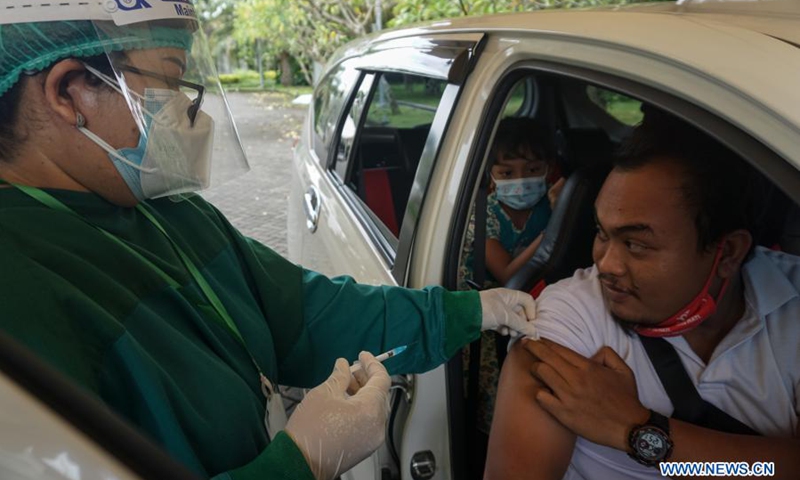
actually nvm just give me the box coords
[297,35,482,289]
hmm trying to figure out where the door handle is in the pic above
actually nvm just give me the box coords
[303,185,321,233]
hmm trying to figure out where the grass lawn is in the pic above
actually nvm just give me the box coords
[224,82,313,97]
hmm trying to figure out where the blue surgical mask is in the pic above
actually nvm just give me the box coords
[112,133,148,200]
[493,176,547,210]
[77,90,168,201]
[107,90,175,200]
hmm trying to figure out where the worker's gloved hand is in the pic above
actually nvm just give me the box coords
[286,352,391,480]
[479,288,538,339]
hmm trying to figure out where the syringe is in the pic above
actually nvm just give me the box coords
[350,345,408,373]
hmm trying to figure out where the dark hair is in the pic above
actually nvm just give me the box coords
[0,82,25,161]
[614,111,760,253]
[490,117,555,165]
[0,55,114,162]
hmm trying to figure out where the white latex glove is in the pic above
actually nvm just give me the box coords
[285,351,391,480]
[479,288,539,339]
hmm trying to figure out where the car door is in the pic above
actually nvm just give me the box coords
[289,34,485,480]
[290,34,484,287]
[417,15,800,479]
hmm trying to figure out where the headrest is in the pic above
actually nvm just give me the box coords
[555,128,613,175]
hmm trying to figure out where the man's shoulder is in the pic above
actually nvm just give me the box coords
[751,247,800,276]
[540,266,604,306]
[534,266,623,357]
[744,247,800,316]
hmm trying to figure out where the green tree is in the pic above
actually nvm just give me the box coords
[198,0,672,87]
[390,0,668,27]
[233,0,380,86]
[196,0,240,73]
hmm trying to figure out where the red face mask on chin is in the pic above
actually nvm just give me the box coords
[635,244,729,338]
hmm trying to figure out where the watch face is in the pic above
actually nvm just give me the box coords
[634,428,668,461]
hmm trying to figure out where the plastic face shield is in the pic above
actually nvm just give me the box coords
[2,1,250,198]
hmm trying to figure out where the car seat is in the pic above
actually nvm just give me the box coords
[356,127,409,236]
[505,128,613,292]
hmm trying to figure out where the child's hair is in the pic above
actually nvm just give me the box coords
[490,117,555,165]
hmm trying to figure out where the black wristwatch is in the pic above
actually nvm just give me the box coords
[627,410,674,467]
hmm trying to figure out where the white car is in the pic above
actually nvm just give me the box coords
[0,330,200,480]
[288,1,800,479]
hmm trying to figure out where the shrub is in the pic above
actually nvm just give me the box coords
[218,69,278,86]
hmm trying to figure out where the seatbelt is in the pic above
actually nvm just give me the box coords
[639,336,760,436]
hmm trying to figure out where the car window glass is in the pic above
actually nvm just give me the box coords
[312,61,360,163]
[586,85,644,126]
[334,74,376,180]
[365,74,443,128]
[345,72,448,239]
[502,79,527,117]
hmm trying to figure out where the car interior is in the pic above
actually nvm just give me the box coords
[344,73,446,239]
[443,70,799,479]
[353,124,430,237]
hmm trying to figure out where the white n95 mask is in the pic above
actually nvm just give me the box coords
[137,88,215,199]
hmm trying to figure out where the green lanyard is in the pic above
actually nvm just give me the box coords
[9,183,275,394]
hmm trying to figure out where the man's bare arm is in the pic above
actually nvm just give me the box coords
[484,341,576,480]
[662,421,800,476]
[524,340,800,479]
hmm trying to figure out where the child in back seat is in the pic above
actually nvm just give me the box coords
[459,116,564,454]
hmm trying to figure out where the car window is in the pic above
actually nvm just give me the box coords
[364,74,442,128]
[586,85,644,126]
[312,61,361,163]
[502,78,528,118]
[338,72,448,240]
[334,73,376,180]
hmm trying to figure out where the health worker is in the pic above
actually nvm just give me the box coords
[0,2,538,480]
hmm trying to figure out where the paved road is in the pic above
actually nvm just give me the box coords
[200,91,307,257]
[201,92,310,405]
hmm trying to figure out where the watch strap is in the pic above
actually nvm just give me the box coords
[628,409,674,468]
[647,409,670,434]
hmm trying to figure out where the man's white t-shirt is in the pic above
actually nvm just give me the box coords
[532,247,800,479]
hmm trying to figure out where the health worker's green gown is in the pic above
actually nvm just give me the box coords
[0,188,481,480]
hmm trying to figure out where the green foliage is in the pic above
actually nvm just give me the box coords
[587,85,644,125]
[389,0,671,27]
[196,0,672,88]
[232,0,375,86]
[195,0,238,59]
[218,70,278,85]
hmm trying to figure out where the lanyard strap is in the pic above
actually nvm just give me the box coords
[134,204,246,346]
[10,183,264,374]
[13,184,181,289]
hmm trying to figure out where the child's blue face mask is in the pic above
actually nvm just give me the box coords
[493,176,547,210]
